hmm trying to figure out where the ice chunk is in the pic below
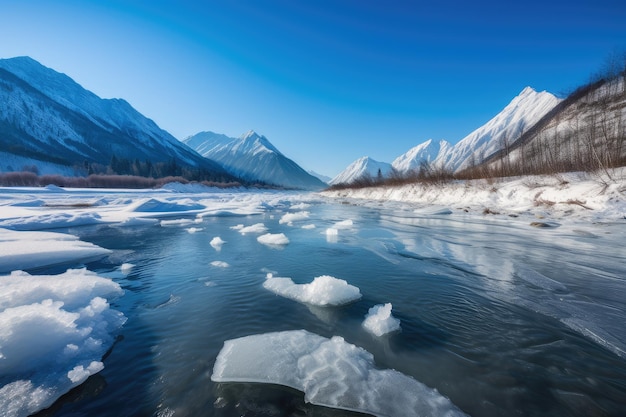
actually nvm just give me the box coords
[362,303,401,336]
[0,269,125,417]
[334,219,354,228]
[236,223,268,234]
[185,227,203,233]
[210,261,230,268]
[210,236,226,250]
[257,233,289,246]
[263,274,361,306]
[211,330,467,417]
[115,217,159,227]
[120,263,135,274]
[302,224,316,229]
[0,229,112,273]
[279,211,310,225]
[160,218,194,227]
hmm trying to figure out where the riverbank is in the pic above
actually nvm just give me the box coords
[321,169,626,223]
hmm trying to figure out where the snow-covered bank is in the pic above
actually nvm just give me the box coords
[322,170,626,222]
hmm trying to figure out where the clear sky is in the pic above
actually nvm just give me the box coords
[1,0,625,177]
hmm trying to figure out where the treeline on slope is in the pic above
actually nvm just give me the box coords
[0,155,292,189]
[0,155,243,188]
[0,171,243,189]
[329,52,626,191]
[462,51,626,181]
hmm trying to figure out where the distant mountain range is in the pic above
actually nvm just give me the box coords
[0,56,234,181]
[2,56,622,190]
[331,87,561,185]
[0,56,322,189]
[183,130,326,190]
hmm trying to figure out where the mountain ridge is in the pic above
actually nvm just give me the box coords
[0,56,235,182]
[332,86,561,185]
[184,130,326,190]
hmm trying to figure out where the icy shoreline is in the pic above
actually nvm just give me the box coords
[321,170,626,223]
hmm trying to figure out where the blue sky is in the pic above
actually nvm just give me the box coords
[1,0,625,177]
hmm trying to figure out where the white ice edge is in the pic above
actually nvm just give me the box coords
[0,268,126,417]
[211,330,467,417]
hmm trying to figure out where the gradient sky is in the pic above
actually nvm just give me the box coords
[1,0,625,177]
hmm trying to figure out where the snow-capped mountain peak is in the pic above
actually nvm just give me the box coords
[0,56,230,178]
[392,139,451,172]
[434,86,560,172]
[329,156,392,185]
[184,130,326,190]
[237,130,282,156]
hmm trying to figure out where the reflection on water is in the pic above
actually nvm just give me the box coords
[41,196,626,416]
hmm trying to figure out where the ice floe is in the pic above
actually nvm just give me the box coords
[263,273,361,306]
[257,233,290,246]
[232,223,268,234]
[210,236,226,250]
[0,212,103,231]
[279,211,310,225]
[362,303,401,336]
[0,269,125,417]
[210,261,230,268]
[211,330,467,417]
[0,228,112,273]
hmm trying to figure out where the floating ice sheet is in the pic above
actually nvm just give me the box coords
[263,274,361,306]
[0,212,103,231]
[211,330,467,417]
[0,228,112,273]
[0,269,125,417]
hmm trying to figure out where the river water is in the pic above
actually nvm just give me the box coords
[34,193,626,416]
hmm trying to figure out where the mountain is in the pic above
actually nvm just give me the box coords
[383,87,560,176]
[391,139,451,172]
[184,130,327,190]
[329,156,393,185]
[308,170,332,184]
[0,56,233,181]
[437,87,560,172]
[483,77,626,175]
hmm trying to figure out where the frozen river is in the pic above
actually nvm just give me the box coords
[1,187,625,416]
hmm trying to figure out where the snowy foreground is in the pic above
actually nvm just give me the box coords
[322,170,626,222]
[0,175,624,416]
